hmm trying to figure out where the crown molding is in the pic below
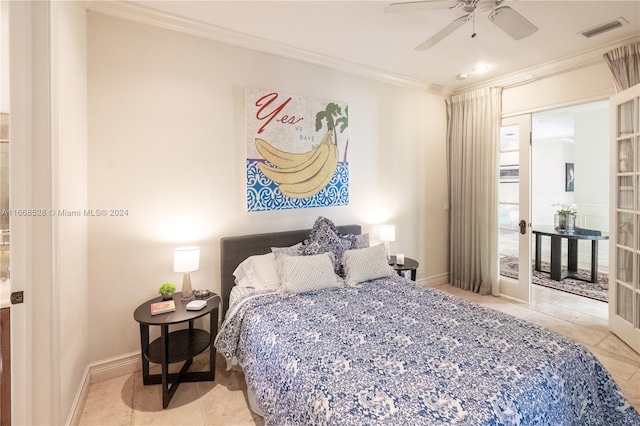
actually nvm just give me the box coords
[87,1,453,95]
[456,34,640,94]
[87,1,638,98]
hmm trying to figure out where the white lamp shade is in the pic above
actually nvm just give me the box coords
[379,225,396,242]
[174,246,200,273]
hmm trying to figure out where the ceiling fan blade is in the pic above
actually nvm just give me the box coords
[415,15,469,51]
[489,6,538,40]
[385,0,458,13]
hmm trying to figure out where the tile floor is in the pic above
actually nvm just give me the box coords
[79,283,640,425]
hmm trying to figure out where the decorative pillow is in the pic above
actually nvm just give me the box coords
[342,243,394,286]
[271,242,302,257]
[232,252,280,290]
[277,252,341,294]
[354,233,369,249]
[299,217,357,276]
[233,242,304,290]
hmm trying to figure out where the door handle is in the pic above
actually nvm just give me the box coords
[519,220,527,235]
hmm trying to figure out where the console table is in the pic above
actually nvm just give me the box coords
[532,226,608,283]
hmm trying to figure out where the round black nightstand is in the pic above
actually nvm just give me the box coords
[133,292,220,409]
[389,255,419,281]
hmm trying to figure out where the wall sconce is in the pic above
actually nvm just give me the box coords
[379,224,396,261]
[174,246,200,300]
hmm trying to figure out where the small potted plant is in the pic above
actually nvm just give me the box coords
[553,203,577,233]
[158,283,176,300]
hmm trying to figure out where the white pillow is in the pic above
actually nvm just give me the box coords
[277,252,341,294]
[232,243,303,291]
[271,242,302,257]
[232,252,280,290]
[342,243,394,286]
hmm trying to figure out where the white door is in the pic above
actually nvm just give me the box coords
[7,2,28,423]
[499,114,532,302]
[609,83,640,353]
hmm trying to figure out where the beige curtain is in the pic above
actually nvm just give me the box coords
[447,87,502,295]
[603,42,640,92]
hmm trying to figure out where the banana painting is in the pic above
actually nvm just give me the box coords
[256,130,338,199]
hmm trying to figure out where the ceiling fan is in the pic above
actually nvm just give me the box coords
[385,0,538,50]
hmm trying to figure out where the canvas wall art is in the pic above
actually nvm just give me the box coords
[245,87,349,212]
[566,162,574,192]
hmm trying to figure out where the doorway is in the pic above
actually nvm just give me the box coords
[499,100,610,303]
[531,101,610,302]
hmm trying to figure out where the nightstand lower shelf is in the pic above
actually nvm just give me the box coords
[146,328,210,364]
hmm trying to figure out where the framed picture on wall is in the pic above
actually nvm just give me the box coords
[244,87,349,212]
[565,163,574,192]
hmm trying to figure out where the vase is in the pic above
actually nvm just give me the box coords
[554,214,575,233]
[161,293,174,301]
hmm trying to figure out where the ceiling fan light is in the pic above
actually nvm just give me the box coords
[489,6,538,41]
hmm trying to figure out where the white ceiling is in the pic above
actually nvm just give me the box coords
[122,0,640,93]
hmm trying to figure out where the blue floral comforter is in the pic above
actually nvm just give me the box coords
[215,276,640,425]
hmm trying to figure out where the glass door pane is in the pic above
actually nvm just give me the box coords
[610,85,640,353]
[618,138,634,173]
[499,115,531,302]
[499,125,520,268]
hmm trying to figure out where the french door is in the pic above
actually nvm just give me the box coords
[610,83,640,353]
[499,114,532,302]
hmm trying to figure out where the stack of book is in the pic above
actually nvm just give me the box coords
[150,300,176,315]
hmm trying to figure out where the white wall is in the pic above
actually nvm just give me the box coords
[574,107,610,265]
[55,1,89,421]
[574,107,610,230]
[502,62,615,116]
[531,138,576,226]
[87,12,449,361]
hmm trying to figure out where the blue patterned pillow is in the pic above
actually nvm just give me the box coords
[299,217,357,276]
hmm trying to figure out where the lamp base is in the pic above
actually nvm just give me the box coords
[181,273,193,300]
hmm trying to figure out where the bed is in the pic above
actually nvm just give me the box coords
[214,219,640,425]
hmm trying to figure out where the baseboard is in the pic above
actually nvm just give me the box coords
[65,365,91,426]
[65,351,141,425]
[89,350,141,384]
[419,272,450,287]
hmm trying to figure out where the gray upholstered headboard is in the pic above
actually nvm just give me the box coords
[219,224,361,317]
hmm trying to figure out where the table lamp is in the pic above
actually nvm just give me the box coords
[174,246,200,300]
[379,224,396,261]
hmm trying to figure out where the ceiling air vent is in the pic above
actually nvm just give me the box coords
[580,18,627,38]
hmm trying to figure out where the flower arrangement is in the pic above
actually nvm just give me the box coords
[554,203,577,216]
[553,203,577,233]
